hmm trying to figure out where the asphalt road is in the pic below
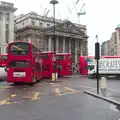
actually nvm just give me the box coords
[0,75,120,120]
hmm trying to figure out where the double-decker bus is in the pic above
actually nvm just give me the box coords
[41,51,55,79]
[0,54,8,67]
[6,41,43,84]
[56,53,72,77]
[79,56,94,75]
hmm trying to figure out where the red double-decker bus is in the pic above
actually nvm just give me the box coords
[40,51,55,79]
[79,56,95,75]
[56,53,72,77]
[6,41,43,84]
[0,54,8,67]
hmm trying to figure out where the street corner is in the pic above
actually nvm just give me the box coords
[84,88,120,106]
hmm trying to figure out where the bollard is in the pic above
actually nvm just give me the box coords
[100,77,107,97]
[100,77,107,89]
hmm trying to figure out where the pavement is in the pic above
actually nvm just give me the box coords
[0,75,120,120]
[84,76,120,107]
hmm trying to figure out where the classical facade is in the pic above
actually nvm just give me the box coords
[14,12,88,64]
[0,1,17,54]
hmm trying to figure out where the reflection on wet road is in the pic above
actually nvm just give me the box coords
[0,81,83,106]
[0,76,120,120]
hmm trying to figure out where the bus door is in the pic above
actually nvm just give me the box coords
[41,52,54,78]
[67,54,72,75]
[56,54,66,77]
[34,54,43,80]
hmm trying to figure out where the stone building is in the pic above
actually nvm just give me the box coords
[0,1,17,54]
[14,12,88,64]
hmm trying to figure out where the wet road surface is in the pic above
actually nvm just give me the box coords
[0,75,120,120]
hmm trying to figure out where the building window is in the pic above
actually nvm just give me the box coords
[47,24,50,27]
[5,24,9,44]
[114,32,117,44]
[22,23,24,27]
[32,20,35,26]
[6,13,9,21]
[6,47,8,53]
[39,22,43,27]
[0,12,2,20]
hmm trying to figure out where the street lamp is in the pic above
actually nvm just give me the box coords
[95,35,100,94]
[50,0,58,81]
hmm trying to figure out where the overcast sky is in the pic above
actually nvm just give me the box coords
[4,0,120,55]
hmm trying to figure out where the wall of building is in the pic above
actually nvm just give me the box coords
[0,1,17,54]
[101,24,120,56]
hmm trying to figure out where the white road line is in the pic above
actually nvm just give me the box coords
[108,88,120,93]
[76,85,96,89]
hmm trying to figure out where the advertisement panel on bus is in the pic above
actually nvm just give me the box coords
[6,41,43,84]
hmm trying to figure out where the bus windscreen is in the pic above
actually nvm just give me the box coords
[10,42,30,55]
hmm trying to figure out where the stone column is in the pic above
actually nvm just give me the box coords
[9,12,14,43]
[63,37,65,52]
[75,39,78,64]
[27,36,32,43]
[80,40,83,56]
[1,12,6,54]
[48,36,52,51]
[69,38,72,53]
[56,36,59,53]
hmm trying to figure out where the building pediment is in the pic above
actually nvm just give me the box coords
[44,21,86,36]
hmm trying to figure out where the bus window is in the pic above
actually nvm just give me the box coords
[9,61,30,68]
[88,65,94,70]
[57,55,65,60]
[1,56,7,61]
[68,55,72,60]
[84,66,88,70]
[10,42,30,55]
[41,54,49,59]
[35,63,41,72]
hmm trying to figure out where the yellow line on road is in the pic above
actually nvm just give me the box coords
[55,88,61,96]
[60,91,82,96]
[0,86,13,89]
[31,92,40,100]
[0,94,16,105]
[64,87,76,92]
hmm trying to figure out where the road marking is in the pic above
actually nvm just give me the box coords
[52,84,60,87]
[31,92,40,100]
[55,88,61,96]
[76,85,96,89]
[64,87,76,92]
[0,86,13,89]
[0,94,16,105]
[60,91,81,96]
[108,88,120,93]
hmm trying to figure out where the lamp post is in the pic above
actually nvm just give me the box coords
[95,35,100,94]
[50,0,58,81]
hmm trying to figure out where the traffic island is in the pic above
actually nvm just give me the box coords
[84,88,120,106]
